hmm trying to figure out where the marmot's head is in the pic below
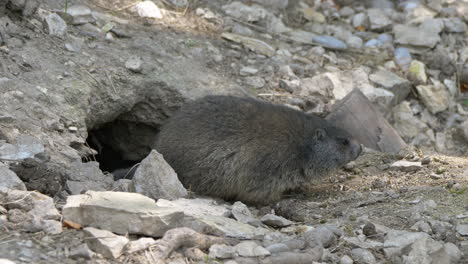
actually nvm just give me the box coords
[300,125,362,179]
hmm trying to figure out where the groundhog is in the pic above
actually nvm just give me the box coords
[154,95,362,205]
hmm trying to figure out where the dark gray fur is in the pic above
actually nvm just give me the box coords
[155,95,362,205]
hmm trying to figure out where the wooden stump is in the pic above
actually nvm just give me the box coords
[326,88,407,154]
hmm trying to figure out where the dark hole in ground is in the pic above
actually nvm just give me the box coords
[84,119,158,180]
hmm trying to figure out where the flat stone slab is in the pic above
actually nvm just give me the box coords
[62,191,183,237]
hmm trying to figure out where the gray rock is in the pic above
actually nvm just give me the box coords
[367,8,392,31]
[304,226,337,248]
[410,221,432,234]
[133,1,162,18]
[265,243,289,253]
[0,165,26,190]
[0,135,45,161]
[346,35,363,49]
[231,201,256,224]
[369,68,411,105]
[394,19,443,48]
[312,35,348,50]
[66,5,95,25]
[440,243,462,263]
[192,215,268,239]
[383,230,429,258]
[390,161,422,172]
[221,33,275,57]
[279,79,301,93]
[240,66,258,76]
[209,244,237,259]
[456,224,468,236]
[260,214,293,228]
[130,150,187,200]
[352,13,369,28]
[44,13,67,36]
[402,237,459,264]
[70,243,95,260]
[2,189,62,234]
[340,255,354,264]
[340,7,355,17]
[461,120,468,142]
[63,191,184,237]
[166,0,188,8]
[443,17,466,33]
[234,241,270,257]
[251,0,288,9]
[65,161,114,195]
[288,30,317,44]
[222,2,267,23]
[393,101,429,140]
[413,200,437,213]
[156,198,230,217]
[83,227,129,259]
[266,14,290,34]
[394,47,412,70]
[156,198,267,239]
[343,236,383,249]
[351,248,376,264]
[112,179,132,192]
[244,76,265,88]
[125,56,143,73]
[124,237,157,254]
[415,84,450,114]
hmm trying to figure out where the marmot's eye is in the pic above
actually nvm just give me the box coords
[340,138,349,145]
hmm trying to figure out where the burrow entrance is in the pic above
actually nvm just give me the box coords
[84,119,159,178]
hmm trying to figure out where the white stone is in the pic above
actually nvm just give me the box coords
[84,227,129,259]
[66,5,94,25]
[239,66,258,76]
[124,237,157,254]
[133,1,162,18]
[0,259,16,264]
[130,150,187,200]
[156,198,230,218]
[234,241,270,257]
[340,255,354,264]
[125,56,143,73]
[63,191,184,237]
[390,160,422,172]
[209,244,237,259]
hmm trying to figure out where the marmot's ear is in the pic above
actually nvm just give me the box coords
[315,128,326,140]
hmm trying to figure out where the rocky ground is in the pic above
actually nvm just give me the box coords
[0,0,468,263]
